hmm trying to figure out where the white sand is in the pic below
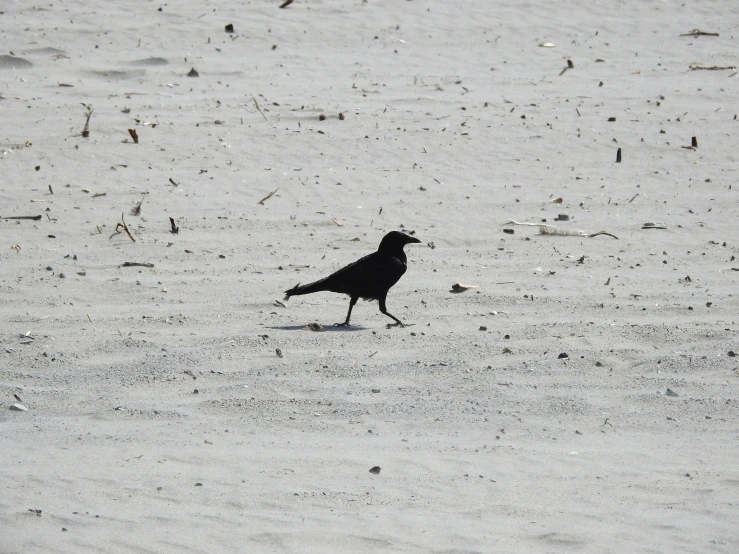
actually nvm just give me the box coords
[2,1,738,551]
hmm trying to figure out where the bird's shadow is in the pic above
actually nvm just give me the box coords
[270,324,368,332]
[270,322,414,332]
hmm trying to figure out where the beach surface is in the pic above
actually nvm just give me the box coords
[1,1,738,552]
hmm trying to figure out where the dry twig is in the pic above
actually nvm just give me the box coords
[111,213,136,242]
[689,64,736,71]
[252,97,268,121]
[81,104,93,137]
[2,215,41,221]
[539,227,619,239]
[258,188,279,205]
[504,220,617,239]
[680,29,719,37]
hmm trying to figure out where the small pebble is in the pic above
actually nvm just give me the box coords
[369,466,381,474]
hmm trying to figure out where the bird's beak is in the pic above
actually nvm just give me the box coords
[407,236,421,244]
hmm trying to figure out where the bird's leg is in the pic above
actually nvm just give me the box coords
[335,296,358,327]
[379,297,404,327]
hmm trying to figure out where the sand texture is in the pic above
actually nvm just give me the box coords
[1,1,738,552]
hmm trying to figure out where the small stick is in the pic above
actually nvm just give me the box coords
[258,188,278,205]
[81,104,93,138]
[279,0,294,7]
[169,217,179,234]
[680,29,719,37]
[539,226,619,239]
[48,185,54,194]
[508,219,618,238]
[252,97,268,121]
[128,128,139,143]
[121,262,154,268]
[616,147,622,163]
[691,136,698,147]
[169,178,179,187]
[585,231,619,239]
[505,219,558,228]
[689,64,736,71]
[2,215,42,221]
[114,213,136,242]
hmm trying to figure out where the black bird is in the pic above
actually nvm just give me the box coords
[284,231,421,327]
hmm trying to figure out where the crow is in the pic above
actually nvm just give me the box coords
[284,231,421,327]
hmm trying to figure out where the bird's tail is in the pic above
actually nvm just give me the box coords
[284,280,327,300]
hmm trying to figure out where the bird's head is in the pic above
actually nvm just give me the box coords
[378,231,421,252]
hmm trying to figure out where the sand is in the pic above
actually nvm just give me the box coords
[1,0,738,552]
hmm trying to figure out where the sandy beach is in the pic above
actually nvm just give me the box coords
[2,1,738,552]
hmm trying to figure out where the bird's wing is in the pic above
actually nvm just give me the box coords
[313,251,407,299]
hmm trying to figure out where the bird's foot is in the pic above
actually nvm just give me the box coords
[386,321,405,329]
[334,321,352,327]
